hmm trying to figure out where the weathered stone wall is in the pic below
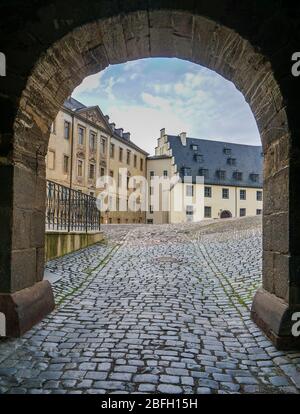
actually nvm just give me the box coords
[45,231,104,261]
[0,0,299,343]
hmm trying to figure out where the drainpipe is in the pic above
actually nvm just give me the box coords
[68,112,75,232]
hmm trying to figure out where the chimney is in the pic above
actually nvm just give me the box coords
[110,122,115,131]
[160,128,166,138]
[105,115,110,122]
[180,132,187,146]
[123,132,131,140]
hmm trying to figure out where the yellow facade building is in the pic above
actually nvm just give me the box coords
[146,129,263,224]
[46,97,148,224]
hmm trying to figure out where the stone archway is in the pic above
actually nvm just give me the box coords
[0,2,299,348]
[220,210,232,219]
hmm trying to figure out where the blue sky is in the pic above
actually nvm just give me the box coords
[73,58,260,155]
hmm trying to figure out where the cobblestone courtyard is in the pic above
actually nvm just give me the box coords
[0,217,300,394]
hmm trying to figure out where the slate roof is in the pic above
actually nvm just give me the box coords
[63,97,86,111]
[167,135,263,188]
[62,97,148,156]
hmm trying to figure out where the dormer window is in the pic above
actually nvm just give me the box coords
[191,144,198,151]
[233,171,243,181]
[223,148,232,156]
[227,158,236,166]
[199,168,209,179]
[250,173,259,182]
[182,167,192,176]
[216,170,226,180]
[194,154,203,163]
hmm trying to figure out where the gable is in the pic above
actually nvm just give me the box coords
[77,107,111,134]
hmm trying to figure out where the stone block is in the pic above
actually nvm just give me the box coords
[122,11,151,60]
[263,212,289,254]
[251,288,300,350]
[0,280,54,337]
[11,248,37,292]
[263,168,289,215]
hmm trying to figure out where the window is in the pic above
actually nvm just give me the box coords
[186,185,194,197]
[199,169,209,179]
[223,148,231,155]
[191,144,198,151]
[222,188,229,199]
[119,147,123,162]
[64,121,70,140]
[140,158,144,171]
[194,154,203,163]
[233,171,243,181]
[149,205,154,214]
[63,155,69,174]
[163,170,168,177]
[100,168,105,177]
[256,209,262,215]
[118,173,122,187]
[205,187,212,198]
[101,138,106,154]
[89,132,96,151]
[77,160,83,177]
[89,164,95,180]
[150,171,155,178]
[47,150,55,170]
[217,170,226,180]
[110,143,115,158]
[186,205,194,216]
[204,206,212,218]
[78,127,85,145]
[127,150,131,165]
[51,120,56,134]
[240,208,246,217]
[250,173,259,182]
[182,167,191,176]
[257,191,263,201]
[240,189,246,200]
[90,192,95,197]
[109,170,114,178]
[109,196,113,210]
[227,158,236,166]
[134,154,137,168]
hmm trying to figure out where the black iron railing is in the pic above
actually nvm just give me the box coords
[46,180,101,232]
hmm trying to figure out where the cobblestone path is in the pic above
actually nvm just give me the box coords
[0,217,300,394]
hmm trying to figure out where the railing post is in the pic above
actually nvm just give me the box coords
[68,185,71,233]
[85,195,88,234]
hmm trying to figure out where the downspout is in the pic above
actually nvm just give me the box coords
[68,112,75,232]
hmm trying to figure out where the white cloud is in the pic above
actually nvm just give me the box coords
[107,104,190,155]
[74,71,106,94]
[72,58,261,154]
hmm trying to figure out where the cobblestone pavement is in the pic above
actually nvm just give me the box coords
[1,217,300,394]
